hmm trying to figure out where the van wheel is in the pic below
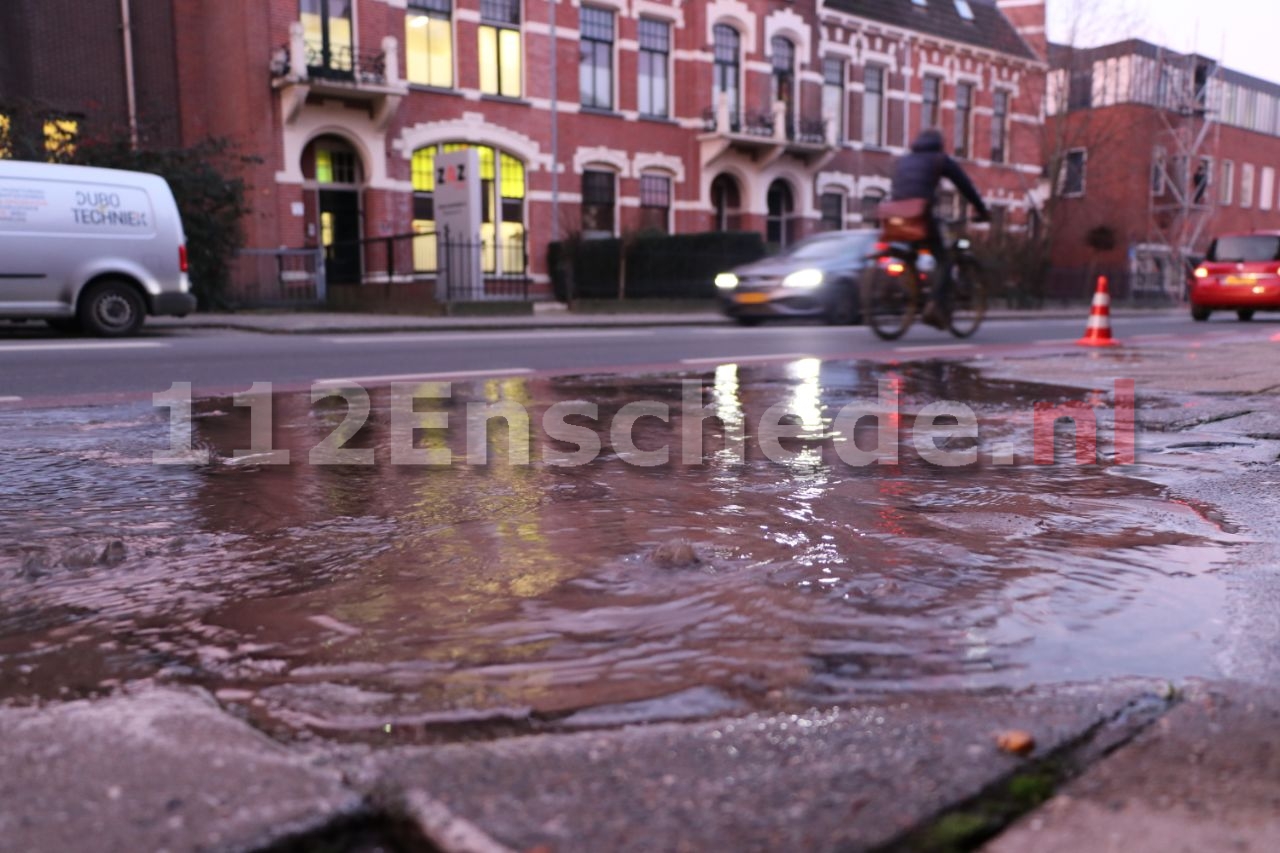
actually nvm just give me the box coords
[78,280,146,337]
[1191,306,1210,322]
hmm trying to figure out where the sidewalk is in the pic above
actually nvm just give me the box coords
[148,303,1187,334]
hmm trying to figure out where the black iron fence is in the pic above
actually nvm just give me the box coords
[227,248,326,308]
[322,229,530,301]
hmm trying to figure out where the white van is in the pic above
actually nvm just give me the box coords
[0,160,196,336]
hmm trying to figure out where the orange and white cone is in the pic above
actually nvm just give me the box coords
[1077,276,1121,347]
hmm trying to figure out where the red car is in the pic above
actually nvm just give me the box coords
[1190,231,1280,321]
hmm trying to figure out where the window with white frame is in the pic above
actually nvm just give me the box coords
[1151,148,1166,195]
[954,82,973,158]
[822,58,845,144]
[579,6,614,110]
[406,0,453,88]
[1261,167,1276,211]
[1062,149,1086,197]
[1194,157,1211,204]
[1221,160,1234,205]
[582,169,616,235]
[1242,163,1255,208]
[637,18,670,118]
[863,66,885,146]
[712,24,741,125]
[639,173,672,233]
[820,192,844,231]
[990,90,1009,163]
[478,0,521,97]
[922,75,942,129]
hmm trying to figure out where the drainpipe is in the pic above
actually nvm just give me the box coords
[120,0,139,148]
[549,1,560,241]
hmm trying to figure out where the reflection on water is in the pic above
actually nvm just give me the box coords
[0,361,1234,740]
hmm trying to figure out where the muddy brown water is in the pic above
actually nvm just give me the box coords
[0,360,1234,742]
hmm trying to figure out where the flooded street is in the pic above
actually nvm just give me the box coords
[0,360,1235,742]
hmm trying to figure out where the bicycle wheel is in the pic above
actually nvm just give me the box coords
[948,257,988,338]
[862,262,918,341]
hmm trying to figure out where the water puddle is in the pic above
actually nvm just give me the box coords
[0,360,1236,740]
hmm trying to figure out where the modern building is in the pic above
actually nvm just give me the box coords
[1046,38,1280,299]
[2,1,1049,306]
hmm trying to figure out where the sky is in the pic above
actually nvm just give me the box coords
[1046,0,1275,83]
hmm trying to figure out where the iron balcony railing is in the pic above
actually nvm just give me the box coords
[271,40,388,85]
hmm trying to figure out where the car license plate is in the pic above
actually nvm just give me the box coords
[735,292,769,304]
[1225,274,1255,285]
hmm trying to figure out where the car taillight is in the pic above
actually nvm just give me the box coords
[1193,266,1208,279]
[874,242,889,253]
[179,244,189,273]
[886,262,905,276]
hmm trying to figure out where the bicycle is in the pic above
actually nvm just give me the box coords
[861,218,989,341]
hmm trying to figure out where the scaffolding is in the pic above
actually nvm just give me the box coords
[1140,46,1222,299]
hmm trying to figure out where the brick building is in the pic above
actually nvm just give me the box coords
[3,1,1048,305]
[1046,39,1280,299]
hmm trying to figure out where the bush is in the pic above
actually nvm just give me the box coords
[67,137,254,308]
[549,231,767,301]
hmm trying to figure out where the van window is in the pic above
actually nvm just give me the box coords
[1208,235,1280,262]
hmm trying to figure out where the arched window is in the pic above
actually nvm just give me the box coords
[410,143,526,273]
[711,173,741,231]
[860,188,886,226]
[766,179,795,248]
[712,25,740,126]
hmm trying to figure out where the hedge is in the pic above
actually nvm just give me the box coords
[548,231,767,301]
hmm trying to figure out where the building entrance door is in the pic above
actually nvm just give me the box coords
[320,189,362,285]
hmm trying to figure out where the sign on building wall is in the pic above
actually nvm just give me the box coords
[435,148,482,300]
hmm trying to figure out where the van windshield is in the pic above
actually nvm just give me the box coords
[1208,236,1280,263]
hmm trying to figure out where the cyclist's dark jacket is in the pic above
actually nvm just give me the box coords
[890,129,989,218]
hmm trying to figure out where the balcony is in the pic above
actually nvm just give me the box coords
[270,22,408,129]
[699,96,836,169]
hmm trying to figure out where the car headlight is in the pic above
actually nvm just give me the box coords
[782,269,824,289]
[715,273,739,290]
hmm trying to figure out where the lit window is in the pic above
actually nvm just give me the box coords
[406,0,453,88]
[579,7,614,110]
[44,118,78,161]
[478,0,521,97]
[955,0,975,20]
[581,170,615,235]
[0,114,11,159]
[411,143,526,273]
[822,58,845,144]
[639,174,671,233]
[637,18,670,118]
[301,0,353,75]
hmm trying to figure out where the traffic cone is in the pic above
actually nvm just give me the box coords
[1076,276,1121,347]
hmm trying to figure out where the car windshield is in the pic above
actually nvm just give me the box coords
[785,232,876,261]
[1208,236,1280,262]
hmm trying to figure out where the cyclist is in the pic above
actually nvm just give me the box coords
[889,128,990,329]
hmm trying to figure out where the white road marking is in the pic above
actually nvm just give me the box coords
[313,368,533,387]
[0,396,22,403]
[0,342,167,353]
[326,330,653,344]
[893,343,977,353]
[680,353,812,365]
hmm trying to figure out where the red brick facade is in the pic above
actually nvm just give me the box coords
[1047,40,1280,298]
[4,0,1049,304]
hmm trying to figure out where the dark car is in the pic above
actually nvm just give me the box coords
[716,230,879,326]
[1190,231,1280,321]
